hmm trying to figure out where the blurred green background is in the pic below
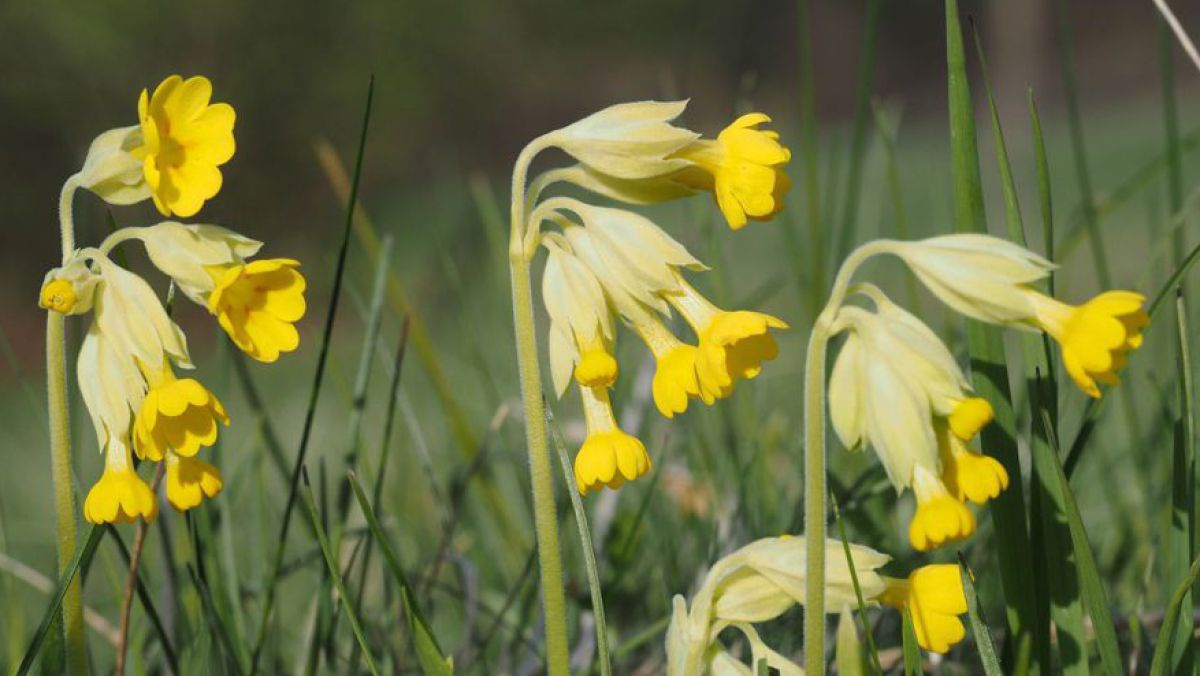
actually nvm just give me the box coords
[5,0,1200,672]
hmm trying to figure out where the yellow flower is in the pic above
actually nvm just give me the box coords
[880,565,969,654]
[1029,290,1148,398]
[83,442,158,524]
[669,278,787,403]
[938,400,1008,505]
[625,308,702,418]
[574,342,618,388]
[674,113,791,230]
[131,75,236,217]
[134,368,229,462]
[165,452,223,511]
[39,279,76,314]
[208,258,306,363]
[574,384,651,494]
[909,466,975,551]
[947,396,993,441]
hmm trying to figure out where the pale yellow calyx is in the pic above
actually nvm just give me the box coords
[83,441,158,525]
[130,75,236,217]
[879,564,968,654]
[673,113,792,230]
[207,259,306,363]
[40,279,77,314]
[936,418,1008,505]
[574,385,650,494]
[948,397,993,441]
[165,452,224,511]
[1028,289,1148,398]
[552,100,699,180]
[909,466,975,551]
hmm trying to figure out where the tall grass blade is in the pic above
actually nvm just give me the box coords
[1024,90,1090,676]
[1169,290,1196,672]
[1032,377,1124,676]
[829,492,882,673]
[958,556,1003,676]
[545,406,612,676]
[17,525,104,676]
[976,29,1077,674]
[249,75,374,674]
[944,2,1041,667]
[297,470,378,675]
[901,609,922,676]
[1149,556,1200,676]
[347,471,452,675]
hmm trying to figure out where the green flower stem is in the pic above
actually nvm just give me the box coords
[803,240,888,673]
[509,135,570,675]
[50,175,86,676]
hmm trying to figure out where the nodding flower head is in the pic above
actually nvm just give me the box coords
[131,75,236,217]
[880,564,969,654]
[573,385,650,495]
[674,113,792,230]
[207,259,306,363]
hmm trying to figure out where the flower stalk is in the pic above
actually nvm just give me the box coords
[508,136,570,675]
[802,240,889,672]
[50,174,86,676]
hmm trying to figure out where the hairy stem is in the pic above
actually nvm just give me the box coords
[508,134,569,675]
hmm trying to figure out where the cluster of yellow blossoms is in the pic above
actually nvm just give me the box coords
[520,101,790,494]
[40,75,306,524]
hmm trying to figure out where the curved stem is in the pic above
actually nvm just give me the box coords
[50,174,87,676]
[59,175,80,260]
[509,136,570,675]
[802,239,890,673]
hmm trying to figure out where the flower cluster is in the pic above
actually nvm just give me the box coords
[521,101,791,494]
[824,234,1146,553]
[664,535,970,670]
[40,75,306,524]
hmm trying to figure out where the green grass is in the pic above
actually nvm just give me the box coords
[5,5,1200,674]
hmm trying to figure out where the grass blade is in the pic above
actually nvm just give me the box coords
[545,406,612,676]
[829,492,882,673]
[347,471,452,675]
[1032,375,1124,676]
[1149,556,1200,675]
[901,609,922,676]
[16,525,104,676]
[958,555,1004,676]
[944,2,1042,667]
[249,75,375,674]
[1169,290,1196,672]
[297,470,378,675]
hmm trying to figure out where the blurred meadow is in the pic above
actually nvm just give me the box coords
[6,0,1200,673]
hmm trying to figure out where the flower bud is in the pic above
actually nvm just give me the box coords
[76,126,152,206]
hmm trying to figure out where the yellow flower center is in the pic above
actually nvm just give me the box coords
[39,279,76,314]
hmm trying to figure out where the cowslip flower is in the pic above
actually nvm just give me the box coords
[878,564,969,654]
[672,113,792,230]
[828,289,1008,551]
[132,75,236,217]
[74,75,235,217]
[133,365,229,462]
[121,222,307,363]
[666,535,970,673]
[888,234,1148,398]
[540,102,792,231]
[574,384,651,494]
